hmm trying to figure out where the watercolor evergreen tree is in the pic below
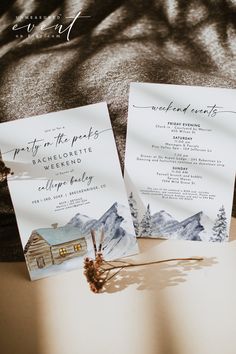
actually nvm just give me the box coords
[128,192,139,236]
[140,204,152,236]
[210,205,228,242]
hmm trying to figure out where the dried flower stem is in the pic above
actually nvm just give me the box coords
[101,256,204,272]
[84,254,204,293]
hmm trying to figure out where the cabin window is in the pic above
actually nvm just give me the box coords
[59,248,67,257]
[74,243,82,252]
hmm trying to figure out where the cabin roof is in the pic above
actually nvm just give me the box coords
[35,225,84,245]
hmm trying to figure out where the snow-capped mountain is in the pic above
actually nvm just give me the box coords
[175,211,214,241]
[151,210,180,236]
[174,212,204,241]
[192,212,214,242]
[68,213,97,235]
[67,202,137,259]
[147,210,214,241]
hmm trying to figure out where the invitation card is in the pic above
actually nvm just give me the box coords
[125,83,236,242]
[0,103,138,280]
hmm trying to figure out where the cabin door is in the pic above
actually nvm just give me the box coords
[36,256,45,269]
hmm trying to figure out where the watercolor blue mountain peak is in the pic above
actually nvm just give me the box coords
[128,194,228,242]
[67,202,137,257]
[145,209,213,240]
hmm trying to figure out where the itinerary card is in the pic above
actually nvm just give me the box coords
[125,83,236,242]
[0,103,138,280]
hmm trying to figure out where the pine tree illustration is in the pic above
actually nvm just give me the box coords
[140,204,152,236]
[210,205,228,242]
[128,192,139,236]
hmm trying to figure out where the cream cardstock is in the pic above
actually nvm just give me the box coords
[0,102,138,280]
[125,83,236,242]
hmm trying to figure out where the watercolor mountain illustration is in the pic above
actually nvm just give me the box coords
[140,209,214,241]
[68,202,137,258]
[128,193,228,242]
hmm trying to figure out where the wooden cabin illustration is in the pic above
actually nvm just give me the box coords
[24,224,87,271]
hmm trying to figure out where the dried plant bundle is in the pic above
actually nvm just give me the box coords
[84,229,204,293]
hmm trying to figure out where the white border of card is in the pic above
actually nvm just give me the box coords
[0,102,138,280]
[125,83,236,242]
